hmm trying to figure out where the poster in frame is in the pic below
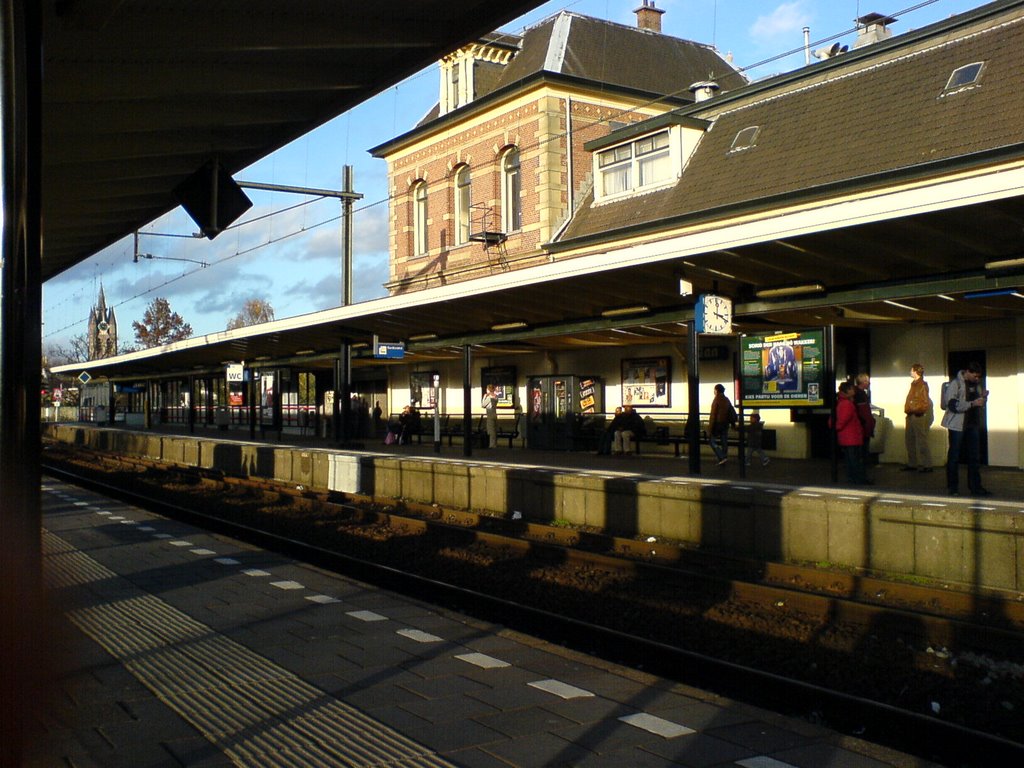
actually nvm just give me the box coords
[740,329,825,408]
[481,366,516,408]
[260,372,275,424]
[621,357,670,407]
[409,371,440,410]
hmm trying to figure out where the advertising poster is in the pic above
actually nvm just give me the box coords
[481,366,516,408]
[578,378,597,413]
[410,371,439,410]
[741,330,825,407]
[260,373,275,423]
[621,357,670,407]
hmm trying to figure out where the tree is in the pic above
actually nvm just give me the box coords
[132,297,193,348]
[45,334,90,366]
[227,298,275,330]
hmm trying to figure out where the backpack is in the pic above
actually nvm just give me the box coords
[940,380,954,411]
[726,401,738,425]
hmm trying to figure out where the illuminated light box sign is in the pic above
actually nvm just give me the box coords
[741,329,824,407]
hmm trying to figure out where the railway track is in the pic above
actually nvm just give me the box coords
[42,443,1024,765]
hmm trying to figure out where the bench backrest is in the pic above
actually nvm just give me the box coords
[495,414,521,434]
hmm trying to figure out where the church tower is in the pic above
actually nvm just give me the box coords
[87,285,118,359]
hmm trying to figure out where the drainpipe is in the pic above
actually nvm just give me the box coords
[565,96,573,217]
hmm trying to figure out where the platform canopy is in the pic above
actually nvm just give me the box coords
[41,0,547,281]
[44,0,1024,381]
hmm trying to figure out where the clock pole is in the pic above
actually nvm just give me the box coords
[687,320,701,474]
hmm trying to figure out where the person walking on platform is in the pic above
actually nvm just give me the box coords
[744,412,770,467]
[481,384,499,448]
[709,383,737,466]
[835,381,868,484]
[902,363,933,472]
[941,361,990,497]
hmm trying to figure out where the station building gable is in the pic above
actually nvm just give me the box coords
[372,5,744,295]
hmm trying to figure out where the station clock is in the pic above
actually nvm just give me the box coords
[694,294,733,334]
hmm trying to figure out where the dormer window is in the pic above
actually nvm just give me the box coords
[598,145,632,195]
[941,61,984,96]
[597,130,672,198]
[587,115,708,204]
[438,37,520,116]
[635,132,671,186]
[729,126,759,153]
[451,63,462,108]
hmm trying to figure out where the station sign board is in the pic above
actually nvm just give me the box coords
[374,342,405,359]
[226,364,245,383]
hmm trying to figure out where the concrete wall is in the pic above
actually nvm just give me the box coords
[45,424,1023,593]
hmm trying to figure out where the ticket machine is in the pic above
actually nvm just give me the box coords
[525,375,603,450]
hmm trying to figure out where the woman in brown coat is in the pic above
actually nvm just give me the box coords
[903,363,933,472]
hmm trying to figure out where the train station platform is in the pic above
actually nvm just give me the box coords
[46,418,1024,499]
[43,421,1024,594]
[32,477,939,767]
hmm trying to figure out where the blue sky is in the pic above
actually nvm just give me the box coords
[42,0,986,353]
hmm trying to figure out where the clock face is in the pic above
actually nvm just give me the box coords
[699,294,733,334]
[98,321,109,332]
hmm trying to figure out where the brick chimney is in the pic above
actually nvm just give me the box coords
[634,0,665,33]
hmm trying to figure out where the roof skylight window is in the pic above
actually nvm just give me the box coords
[729,126,759,153]
[942,62,984,95]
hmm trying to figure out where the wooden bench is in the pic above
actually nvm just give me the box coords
[433,414,476,446]
[632,414,777,456]
[635,416,697,457]
[434,413,523,448]
[485,413,522,449]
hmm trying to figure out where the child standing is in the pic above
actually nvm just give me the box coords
[745,412,770,467]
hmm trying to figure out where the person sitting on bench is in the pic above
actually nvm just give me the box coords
[612,404,645,454]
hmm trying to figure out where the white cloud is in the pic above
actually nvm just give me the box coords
[749,2,812,43]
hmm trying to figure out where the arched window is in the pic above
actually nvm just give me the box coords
[413,181,428,256]
[501,147,521,232]
[454,165,471,246]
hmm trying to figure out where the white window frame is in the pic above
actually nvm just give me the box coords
[413,181,428,257]
[454,165,471,246]
[595,129,675,202]
[501,147,521,233]
[635,132,671,188]
[728,126,759,153]
[941,61,985,97]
